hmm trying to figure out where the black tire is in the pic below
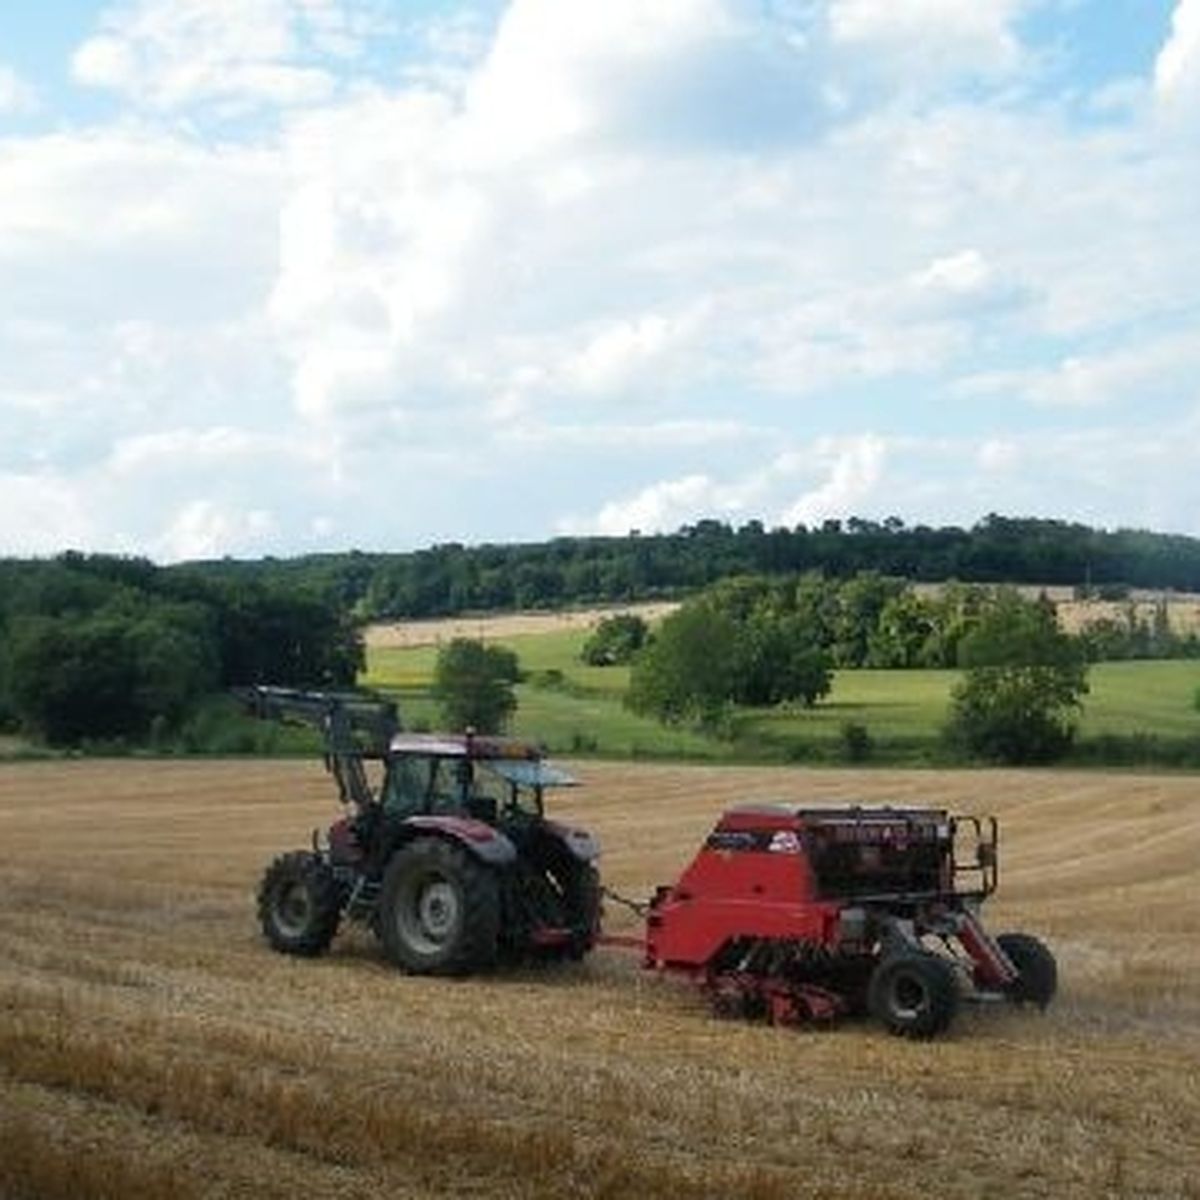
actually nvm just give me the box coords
[997,932,1058,1009]
[379,838,500,975]
[544,858,601,961]
[569,863,602,959]
[868,953,960,1039]
[257,851,342,956]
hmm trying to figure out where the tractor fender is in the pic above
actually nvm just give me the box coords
[400,816,518,866]
[542,820,601,863]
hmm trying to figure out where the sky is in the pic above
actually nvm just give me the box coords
[0,0,1198,562]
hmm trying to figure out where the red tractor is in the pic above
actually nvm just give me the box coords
[238,687,601,974]
[638,803,1056,1038]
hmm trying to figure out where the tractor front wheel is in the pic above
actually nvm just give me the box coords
[868,953,960,1039]
[997,932,1058,1009]
[257,851,342,956]
[379,838,500,975]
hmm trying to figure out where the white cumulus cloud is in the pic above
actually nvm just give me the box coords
[829,0,1026,86]
[561,474,732,537]
[560,435,891,536]
[1156,0,1200,102]
[0,64,37,113]
[0,472,98,555]
[1018,332,1200,409]
[456,0,816,162]
[158,499,278,561]
[566,311,702,396]
[0,0,1197,558]
[70,0,382,111]
[780,435,888,528]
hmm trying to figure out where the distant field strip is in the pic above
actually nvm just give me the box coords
[365,590,1200,649]
[1,760,1199,1198]
[365,601,679,649]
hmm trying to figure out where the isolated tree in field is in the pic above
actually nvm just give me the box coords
[944,591,1089,764]
[626,604,738,726]
[731,611,831,707]
[432,638,520,733]
[580,613,649,666]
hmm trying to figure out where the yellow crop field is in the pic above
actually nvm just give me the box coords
[1,760,1198,1198]
[365,601,680,649]
[1056,595,1200,636]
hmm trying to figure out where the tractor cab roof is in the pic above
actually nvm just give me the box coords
[389,732,542,759]
[387,732,578,788]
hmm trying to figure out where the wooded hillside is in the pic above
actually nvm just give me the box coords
[175,514,1200,619]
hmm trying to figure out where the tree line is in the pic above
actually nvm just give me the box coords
[0,553,361,746]
[6,511,1199,751]
[618,576,1097,764]
[172,514,1200,620]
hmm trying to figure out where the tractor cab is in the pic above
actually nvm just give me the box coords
[381,733,578,824]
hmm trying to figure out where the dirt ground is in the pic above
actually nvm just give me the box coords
[1,759,1198,1198]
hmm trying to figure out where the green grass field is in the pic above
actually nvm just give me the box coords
[363,628,1200,765]
[364,631,719,759]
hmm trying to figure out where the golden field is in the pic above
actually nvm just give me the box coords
[365,602,680,649]
[1,759,1198,1199]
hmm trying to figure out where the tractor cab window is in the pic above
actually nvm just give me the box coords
[466,767,509,822]
[383,755,428,815]
[383,755,466,816]
[428,757,469,814]
[382,752,576,821]
[480,759,577,818]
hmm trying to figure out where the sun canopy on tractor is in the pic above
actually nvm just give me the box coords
[386,733,577,788]
[485,759,577,789]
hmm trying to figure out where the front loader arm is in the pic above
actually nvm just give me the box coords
[232,685,400,811]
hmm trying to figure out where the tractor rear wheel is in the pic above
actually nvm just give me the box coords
[257,851,342,956]
[542,857,601,961]
[567,862,602,959]
[997,932,1057,1008]
[379,838,500,975]
[868,953,960,1038]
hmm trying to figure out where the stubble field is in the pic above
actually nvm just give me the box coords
[1,759,1198,1198]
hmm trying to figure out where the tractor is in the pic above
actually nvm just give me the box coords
[241,685,1054,1037]
[639,803,1057,1038]
[238,686,601,974]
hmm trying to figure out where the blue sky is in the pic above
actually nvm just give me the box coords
[0,0,1198,560]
